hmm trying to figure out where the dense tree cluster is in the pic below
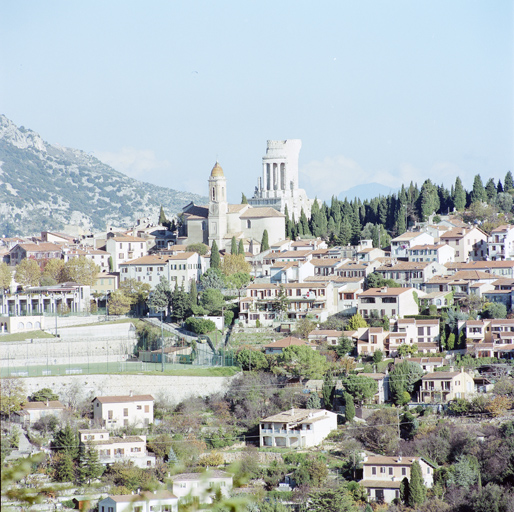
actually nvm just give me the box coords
[285,173,514,245]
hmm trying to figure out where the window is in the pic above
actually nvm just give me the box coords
[108,410,113,419]
[372,467,377,475]
[389,467,393,475]
[124,419,128,426]
[402,467,407,476]
[124,408,128,416]
[137,405,142,410]
[380,466,386,474]
[247,220,251,228]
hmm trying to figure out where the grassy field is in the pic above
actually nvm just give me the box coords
[0,330,56,342]
[1,361,241,378]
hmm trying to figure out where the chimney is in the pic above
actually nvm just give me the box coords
[129,390,133,397]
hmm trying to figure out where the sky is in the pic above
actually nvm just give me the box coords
[1,1,513,205]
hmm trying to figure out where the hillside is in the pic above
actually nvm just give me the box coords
[0,115,207,236]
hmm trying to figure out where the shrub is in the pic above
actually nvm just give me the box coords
[185,317,216,334]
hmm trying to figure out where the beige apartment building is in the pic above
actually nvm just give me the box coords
[440,226,487,262]
[361,455,435,503]
[420,369,475,402]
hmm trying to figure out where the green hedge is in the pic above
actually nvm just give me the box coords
[185,317,216,334]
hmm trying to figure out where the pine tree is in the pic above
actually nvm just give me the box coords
[56,452,76,482]
[505,171,514,192]
[158,206,167,225]
[238,239,244,255]
[408,460,426,506]
[231,236,238,255]
[453,177,466,211]
[261,230,270,252]
[344,392,355,422]
[241,193,248,204]
[210,241,221,269]
[78,441,103,485]
[306,393,321,409]
[53,423,79,459]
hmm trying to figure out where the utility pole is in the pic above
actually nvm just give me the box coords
[161,310,164,373]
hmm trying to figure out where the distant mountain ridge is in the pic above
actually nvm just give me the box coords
[0,115,207,236]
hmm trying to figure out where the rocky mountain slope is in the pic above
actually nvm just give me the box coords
[0,115,206,236]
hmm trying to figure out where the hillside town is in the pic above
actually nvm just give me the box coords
[2,149,514,512]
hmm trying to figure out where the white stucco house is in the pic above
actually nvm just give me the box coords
[93,394,154,429]
[78,429,155,468]
[98,491,178,512]
[170,471,233,505]
[260,408,337,449]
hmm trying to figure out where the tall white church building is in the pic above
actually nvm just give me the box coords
[248,140,313,219]
[179,162,285,253]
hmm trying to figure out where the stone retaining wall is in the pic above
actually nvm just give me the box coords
[20,374,239,405]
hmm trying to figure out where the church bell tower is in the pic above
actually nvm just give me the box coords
[208,162,228,249]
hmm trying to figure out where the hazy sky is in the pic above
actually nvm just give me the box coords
[1,1,512,204]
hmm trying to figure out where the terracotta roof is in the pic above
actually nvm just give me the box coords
[261,408,332,423]
[422,372,460,379]
[171,470,232,481]
[109,491,177,502]
[240,207,284,218]
[276,250,313,258]
[309,329,343,337]
[446,261,514,270]
[359,287,412,296]
[109,235,146,242]
[94,395,154,403]
[265,337,309,348]
[13,242,63,253]
[378,261,431,271]
[409,244,447,251]
[360,480,402,489]
[364,455,432,466]
[22,401,64,410]
[491,225,513,233]
[392,232,428,241]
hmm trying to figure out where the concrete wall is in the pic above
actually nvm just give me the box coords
[21,374,238,406]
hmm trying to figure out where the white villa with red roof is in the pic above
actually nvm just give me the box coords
[98,491,178,512]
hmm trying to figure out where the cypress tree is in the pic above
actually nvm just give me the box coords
[300,208,311,236]
[497,179,504,193]
[485,178,497,203]
[238,239,244,255]
[189,279,198,306]
[408,460,426,506]
[322,374,335,410]
[241,193,248,204]
[210,241,221,269]
[261,230,270,252]
[453,177,466,211]
[344,392,355,422]
[231,236,238,255]
[158,206,167,225]
[505,171,514,191]
[471,174,486,203]
[400,476,410,504]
